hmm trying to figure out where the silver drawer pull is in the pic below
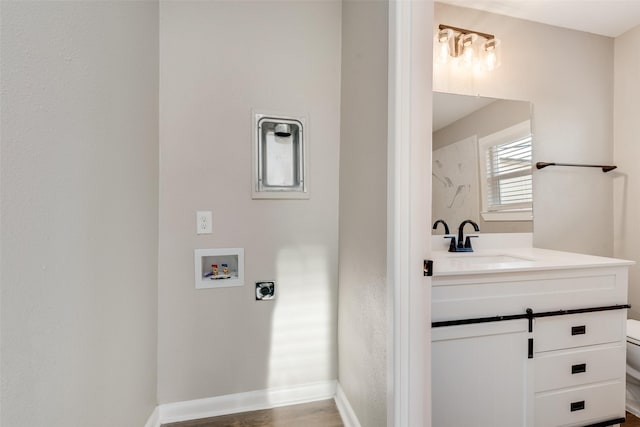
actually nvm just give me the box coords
[571,363,587,374]
[570,400,585,412]
[571,325,586,335]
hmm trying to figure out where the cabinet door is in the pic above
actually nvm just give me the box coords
[432,320,530,427]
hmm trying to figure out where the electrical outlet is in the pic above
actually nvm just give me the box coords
[196,211,212,234]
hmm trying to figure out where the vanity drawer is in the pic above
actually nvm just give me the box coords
[534,310,624,353]
[534,344,625,392]
[534,380,625,427]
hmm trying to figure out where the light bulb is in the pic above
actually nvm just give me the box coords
[459,33,477,68]
[435,29,453,65]
[462,45,473,66]
[482,38,501,71]
[485,49,496,70]
[438,42,449,64]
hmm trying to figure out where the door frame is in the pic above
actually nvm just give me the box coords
[388,1,433,426]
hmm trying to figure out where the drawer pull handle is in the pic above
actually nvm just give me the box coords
[571,363,587,374]
[570,401,585,412]
[571,325,586,335]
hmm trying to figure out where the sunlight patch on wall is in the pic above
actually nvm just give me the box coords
[267,245,335,389]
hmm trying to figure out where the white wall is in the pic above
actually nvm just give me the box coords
[613,25,640,319]
[0,2,159,426]
[434,3,615,256]
[338,1,388,426]
[158,1,342,403]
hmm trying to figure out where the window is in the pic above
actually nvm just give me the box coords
[478,120,533,221]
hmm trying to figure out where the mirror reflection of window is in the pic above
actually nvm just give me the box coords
[478,120,533,221]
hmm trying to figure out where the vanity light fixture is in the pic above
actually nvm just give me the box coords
[435,24,501,71]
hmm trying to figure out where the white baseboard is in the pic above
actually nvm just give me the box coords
[335,383,362,427]
[144,406,160,427]
[155,380,337,425]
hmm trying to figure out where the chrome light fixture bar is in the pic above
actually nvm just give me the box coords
[435,24,501,71]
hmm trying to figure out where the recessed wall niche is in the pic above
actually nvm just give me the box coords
[252,111,308,199]
[194,248,244,289]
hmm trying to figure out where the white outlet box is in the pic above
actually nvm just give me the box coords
[196,211,212,234]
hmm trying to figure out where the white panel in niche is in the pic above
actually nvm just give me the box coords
[252,111,308,199]
[194,248,244,289]
[432,135,480,228]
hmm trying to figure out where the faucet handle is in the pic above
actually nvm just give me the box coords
[464,235,478,249]
[444,236,457,252]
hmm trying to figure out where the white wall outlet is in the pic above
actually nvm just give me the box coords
[196,210,212,234]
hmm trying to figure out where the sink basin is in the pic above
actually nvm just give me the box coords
[432,250,538,275]
[440,254,535,271]
[444,254,532,264]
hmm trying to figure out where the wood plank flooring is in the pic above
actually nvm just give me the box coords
[625,411,640,426]
[162,402,640,427]
[161,399,343,427]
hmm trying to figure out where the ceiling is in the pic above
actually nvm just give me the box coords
[433,92,497,131]
[437,0,640,37]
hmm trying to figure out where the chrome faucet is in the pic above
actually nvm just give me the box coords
[432,219,450,235]
[446,219,480,252]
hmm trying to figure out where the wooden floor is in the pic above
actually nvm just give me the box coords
[161,399,343,427]
[162,402,640,427]
[625,411,640,426]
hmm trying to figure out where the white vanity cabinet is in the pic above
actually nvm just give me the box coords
[533,311,626,427]
[432,248,632,427]
[432,320,530,427]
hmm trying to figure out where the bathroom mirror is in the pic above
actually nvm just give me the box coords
[432,92,533,234]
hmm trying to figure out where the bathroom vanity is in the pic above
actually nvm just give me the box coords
[431,235,634,427]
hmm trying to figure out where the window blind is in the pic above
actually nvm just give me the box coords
[485,135,532,212]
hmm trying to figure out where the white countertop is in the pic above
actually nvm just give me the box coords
[431,234,635,277]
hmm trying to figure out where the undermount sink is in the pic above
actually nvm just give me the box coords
[443,254,533,265]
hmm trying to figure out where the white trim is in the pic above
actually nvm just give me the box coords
[481,210,533,221]
[627,399,640,419]
[157,380,336,425]
[335,383,362,427]
[387,2,408,423]
[144,406,160,427]
[388,1,433,427]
